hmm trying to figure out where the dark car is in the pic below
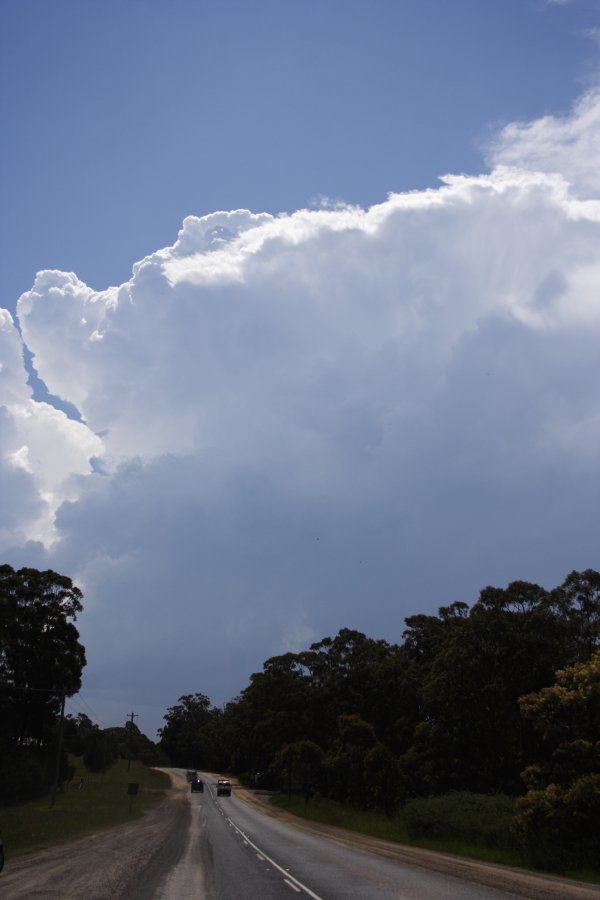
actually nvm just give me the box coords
[216,779,231,796]
[191,778,204,793]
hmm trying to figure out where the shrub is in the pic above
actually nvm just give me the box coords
[403,791,517,850]
[83,730,118,773]
[0,748,53,805]
[512,775,600,870]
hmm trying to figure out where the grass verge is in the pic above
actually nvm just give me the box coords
[0,757,170,858]
[270,792,600,885]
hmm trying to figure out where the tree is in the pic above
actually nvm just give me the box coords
[161,568,600,819]
[399,581,579,796]
[105,720,164,766]
[299,629,399,752]
[512,650,600,868]
[274,740,324,800]
[83,727,119,772]
[64,713,95,757]
[0,565,86,802]
[364,742,402,816]
[325,714,378,806]
[158,693,212,767]
[235,653,312,774]
[0,565,85,744]
[551,569,600,659]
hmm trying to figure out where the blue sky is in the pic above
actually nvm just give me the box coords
[1,0,600,738]
[2,0,598,310]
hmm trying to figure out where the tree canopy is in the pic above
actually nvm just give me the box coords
[513,650,600,867]
[158,693,213,768]
[0,565,86,802]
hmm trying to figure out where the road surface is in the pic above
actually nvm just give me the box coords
[137,771,600,900]
[1,770,598,899]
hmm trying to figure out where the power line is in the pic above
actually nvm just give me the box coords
[64,697,124,729]
[2,683,135,729]
[67,692,111,726]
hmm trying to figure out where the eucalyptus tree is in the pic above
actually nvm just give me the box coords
[158,693,212,767]
[0,565,85,747]
[514,650,600,868]
[398,579,587,796]
[0,564,86,801]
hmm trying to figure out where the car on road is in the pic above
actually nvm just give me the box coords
[216,779,231,796]
[191,778,204,793]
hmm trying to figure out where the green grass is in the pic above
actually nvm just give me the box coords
[0,758,170,857]
[270,792,600,884]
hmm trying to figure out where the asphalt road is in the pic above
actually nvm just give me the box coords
[2,770,597,900]
[150,772,527,900]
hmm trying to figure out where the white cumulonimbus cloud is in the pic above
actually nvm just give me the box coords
[487,87,600,199]
[2,89,600,733]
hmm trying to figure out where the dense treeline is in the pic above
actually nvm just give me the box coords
[159,569,600,867]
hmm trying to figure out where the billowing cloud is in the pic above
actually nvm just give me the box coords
[2,90,600,735]
[0,309,103,548]
[488,88,600,199]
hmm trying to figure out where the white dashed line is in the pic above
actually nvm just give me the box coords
[226,817,324,900]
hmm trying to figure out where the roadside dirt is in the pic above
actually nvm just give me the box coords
[0,773,598,900]
[0,771,190,900]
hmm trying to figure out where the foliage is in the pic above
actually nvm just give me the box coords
[551,569,600,659]
[82,728,119,773]
[398,577,589,797]
[64,713,96,757]
[0,565,85,744]
[105,721,165,766]
[0,746,56,806]
[274,740,324,798]
[0,565,86,803]
[512,650,600,869]
[158,693,212,767]
[325,714,377,807]
[364,742,403,816]
[161,567,600,868]
[403,791,518,850]
[64,713,164,772]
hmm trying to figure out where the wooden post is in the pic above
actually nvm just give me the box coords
[49,692,66,808]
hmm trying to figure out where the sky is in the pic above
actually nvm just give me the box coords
[1,0,600,738]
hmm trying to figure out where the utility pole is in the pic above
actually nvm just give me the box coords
[50,692,66,808]
[126,711,138,771]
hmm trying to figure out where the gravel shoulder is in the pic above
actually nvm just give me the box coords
[1,772,598,900]
[0,771,189,900]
